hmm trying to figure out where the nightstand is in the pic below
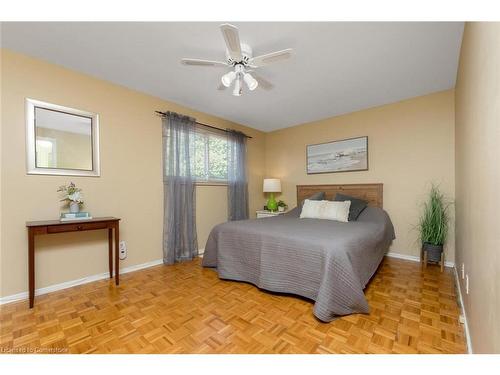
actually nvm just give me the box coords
[256,210,287,218]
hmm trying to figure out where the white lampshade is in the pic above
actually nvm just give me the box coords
[221,71,237,87]
[243,72,258,91]
[263,178,281,193]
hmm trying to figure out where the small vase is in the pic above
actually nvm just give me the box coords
[69,202,80,213]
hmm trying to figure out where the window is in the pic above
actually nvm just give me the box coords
[193,130,228,183]
[35,137,57,168]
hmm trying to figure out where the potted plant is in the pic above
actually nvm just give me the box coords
[277,200,288,212]
[418,185,450,263]
[57,182,84,213]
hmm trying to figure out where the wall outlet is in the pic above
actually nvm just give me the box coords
[119,241,127,260]
[465,274,469,294]
[461,263,465,279]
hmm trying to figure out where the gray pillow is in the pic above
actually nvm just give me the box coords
[334,193,368,221]
[300,191,325,213]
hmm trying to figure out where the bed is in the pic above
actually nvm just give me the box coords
[202,183,395,322]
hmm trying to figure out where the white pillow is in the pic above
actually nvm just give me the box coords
[300,199,351,222]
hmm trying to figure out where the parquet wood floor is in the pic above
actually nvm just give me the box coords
[0,257,467,354]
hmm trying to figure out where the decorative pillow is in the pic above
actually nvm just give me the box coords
[300,199,351,222]
[334,193,368,221]
[302,191,325,204]
[299,191,325,213]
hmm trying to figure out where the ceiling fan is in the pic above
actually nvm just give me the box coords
[181,23,293,96]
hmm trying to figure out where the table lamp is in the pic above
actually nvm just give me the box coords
[263,178,281,211]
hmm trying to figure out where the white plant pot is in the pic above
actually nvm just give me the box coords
[278,206,285,212]
[69,202,80,213]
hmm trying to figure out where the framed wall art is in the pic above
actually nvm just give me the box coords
[306,136,368,174]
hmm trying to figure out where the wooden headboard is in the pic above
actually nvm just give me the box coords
[296,183,383,208]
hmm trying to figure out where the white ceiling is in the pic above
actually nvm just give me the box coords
[1,22,464,132]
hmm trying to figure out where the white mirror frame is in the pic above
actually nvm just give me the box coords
[26,98,100,177]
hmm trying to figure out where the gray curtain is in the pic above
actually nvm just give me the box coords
[162,111,198,264]
[227,130,249,220]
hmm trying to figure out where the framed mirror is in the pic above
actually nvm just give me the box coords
[26,99,100,176]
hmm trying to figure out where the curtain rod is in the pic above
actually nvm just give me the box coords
[155,111,252,139]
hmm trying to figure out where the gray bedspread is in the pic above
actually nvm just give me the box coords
[202,206,395,321]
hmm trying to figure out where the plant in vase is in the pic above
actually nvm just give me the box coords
[57,182,84,213]
[418,185,451,263]
[277,200,288,212]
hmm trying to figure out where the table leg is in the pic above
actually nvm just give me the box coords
[108,228,113,279]
[115,223,120,285]
[28,229,35,308]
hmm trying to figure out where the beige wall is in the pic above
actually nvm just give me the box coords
[0,49,265,297]
[196,186,229,249]
[265,90,456,261]
[455,22,500,353]
[0,47,3,298]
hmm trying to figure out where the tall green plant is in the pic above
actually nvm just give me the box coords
[418,185,449,246]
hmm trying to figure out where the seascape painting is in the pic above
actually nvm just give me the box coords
[306,136,368,174]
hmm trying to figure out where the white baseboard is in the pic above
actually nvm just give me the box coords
[385,251,455,268]
[453,266,473,354]
[0,258,164,305]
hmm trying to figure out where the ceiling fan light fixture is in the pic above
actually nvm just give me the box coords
[221,70,237,87]
[232,76,242,96]
[243,72,258,91]
[181,24,293,96]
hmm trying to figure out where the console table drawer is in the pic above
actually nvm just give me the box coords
[47,221,109,233]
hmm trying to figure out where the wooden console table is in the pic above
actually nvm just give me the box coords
[26,217,121,308]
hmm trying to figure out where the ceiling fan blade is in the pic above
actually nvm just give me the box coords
[249,48,293,68]
[252,73,274,90]
[181,58,228,67]
[220,23,242,61]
